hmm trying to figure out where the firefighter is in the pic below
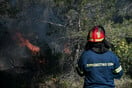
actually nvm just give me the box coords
[76,25,123,88]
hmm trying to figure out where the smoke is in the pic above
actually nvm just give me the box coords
[0,0,65,71]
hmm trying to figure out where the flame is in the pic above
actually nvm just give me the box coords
[38,59,47,64]
[16,32,40,54]
[63,43,71,54]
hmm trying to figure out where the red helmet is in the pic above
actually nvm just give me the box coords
[88,26,105,42]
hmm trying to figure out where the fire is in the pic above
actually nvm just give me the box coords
[63,43,71,54]
[16,32,40,54]
[38,59,46,64]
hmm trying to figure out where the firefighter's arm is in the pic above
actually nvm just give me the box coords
[76,65,84,77]
[113,55,123,79]
[113,65,123,79]
[76,52,87,77]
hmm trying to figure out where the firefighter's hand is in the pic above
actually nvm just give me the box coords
[76,66,84,77]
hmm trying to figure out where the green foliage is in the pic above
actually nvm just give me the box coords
[105,19,132,74]
[113,39,132,73]
[59,80,70,88]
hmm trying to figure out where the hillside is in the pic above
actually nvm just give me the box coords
[0,0,132,88]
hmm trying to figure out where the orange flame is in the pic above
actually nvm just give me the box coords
[16,32,40,54]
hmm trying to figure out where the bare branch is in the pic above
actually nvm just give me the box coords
[42,20,66,27]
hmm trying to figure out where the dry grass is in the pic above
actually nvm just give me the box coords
[115,77,132,88]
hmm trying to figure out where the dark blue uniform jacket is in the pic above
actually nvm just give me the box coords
[78,50,123,88]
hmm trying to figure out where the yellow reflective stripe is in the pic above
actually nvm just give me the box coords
[115,66,122,73]
[89,38,104,42]
[87,63,114,67]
